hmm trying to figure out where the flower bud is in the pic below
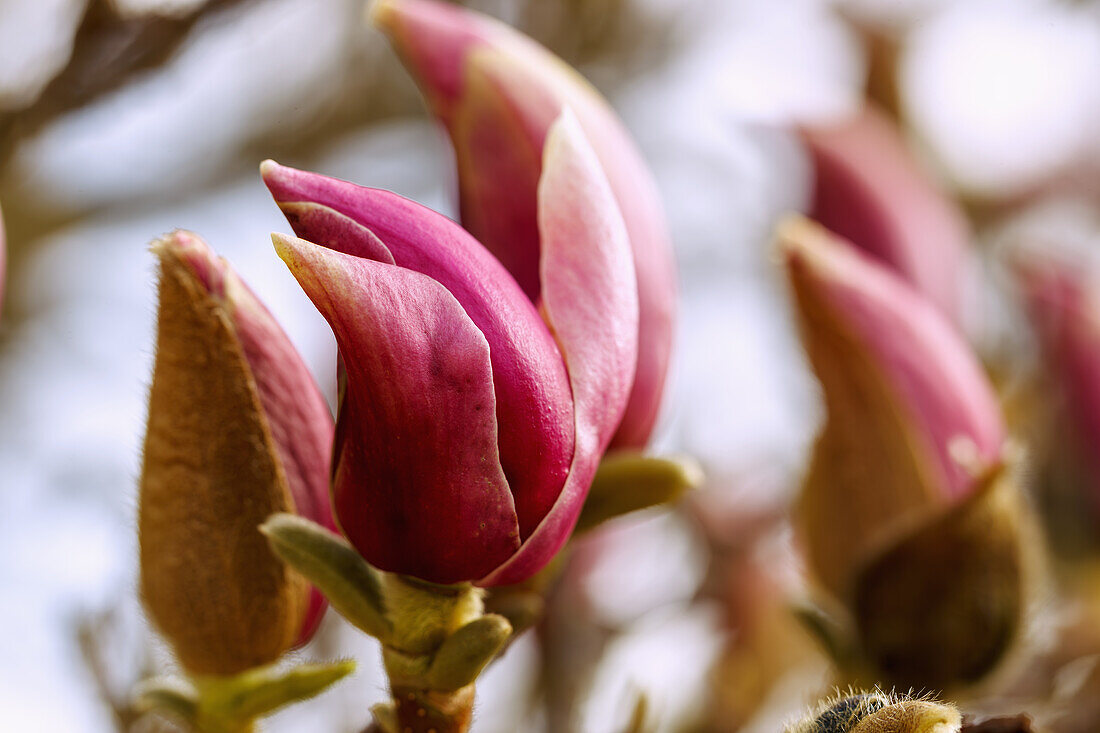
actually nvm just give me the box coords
[801,106,969,322]
[372,0,675,449]
[139,231,335,675]
[788,690,961,733]
[780,217,1026,690]
[1015,253,1100,523]
[265,111,637,587]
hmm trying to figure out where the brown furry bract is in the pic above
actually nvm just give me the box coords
[139,244,309,676]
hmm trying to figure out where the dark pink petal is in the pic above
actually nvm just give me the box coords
[482,112,638,586]
[802,105,969,323]
[162,231,335,645]
[373,0,676,449]
[262,161,574,541]
[274,233,522,583]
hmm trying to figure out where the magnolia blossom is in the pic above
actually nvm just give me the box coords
[801,105,970,322]
[373,0,675,449]
[265,113,638,586]
[140,232,335,675]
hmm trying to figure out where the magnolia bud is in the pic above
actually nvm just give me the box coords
[780,217,1029,690]
[139,231,334,675]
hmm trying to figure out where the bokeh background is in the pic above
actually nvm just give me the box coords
[1,0,1099,730]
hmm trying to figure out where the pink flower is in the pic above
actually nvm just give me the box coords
[801,105,970,322]
[264,113,638,586]
[140,231,335,674]
[372,0,675,449]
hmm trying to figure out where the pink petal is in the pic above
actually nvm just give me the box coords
[482,112,638,586]
[274,233,522,584]
[1017,255,1100,503]
[802,105,969,323]
[782,219,1004,501]
[158,231,335,645]
[262,161,574,541]
[373,0,676,449]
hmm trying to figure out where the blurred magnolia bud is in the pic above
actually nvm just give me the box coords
[780,217,1029,690]
[1016,252,1100,528]
[139,231,336,676]
[787,690,961,733]
[801,105,970,323]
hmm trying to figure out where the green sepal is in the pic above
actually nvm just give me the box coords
[197,658,356,722]
[790,598,855,668]
[134,677,200,727]
[134,659,353,733]
[371,702,400,733]
[261,513,392,641]
[425,614,513,691]
[576,452,704,533]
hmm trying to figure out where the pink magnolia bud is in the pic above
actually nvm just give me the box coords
[801,105,970,322]
[1016,253,1100,513]
[372,0,674,449]
[781,218,1024,690]
[265,112,637,587]
[780,217,1005,594]
[140,232,336,675]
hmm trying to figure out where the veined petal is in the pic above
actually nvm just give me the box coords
[274,233,522,584]
[482,112,638,586]
[801,106,969,322]
[374,0,676,449]
[262,161,574,541]
[780,217,1004,594]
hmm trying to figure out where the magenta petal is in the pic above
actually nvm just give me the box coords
[262,161,575,540]
[482,112,638,586]
[802,106,969,322]
[372,0,676,448]
[276,201,396,265]
[274,233,521,584]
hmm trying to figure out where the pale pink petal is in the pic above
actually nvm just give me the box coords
[802,106,969,322]
[482,112,638,586]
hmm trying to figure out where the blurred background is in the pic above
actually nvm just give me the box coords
[1,0,1099,730]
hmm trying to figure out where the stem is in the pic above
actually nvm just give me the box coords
[381,577,485,733]
[392,686,475,733]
